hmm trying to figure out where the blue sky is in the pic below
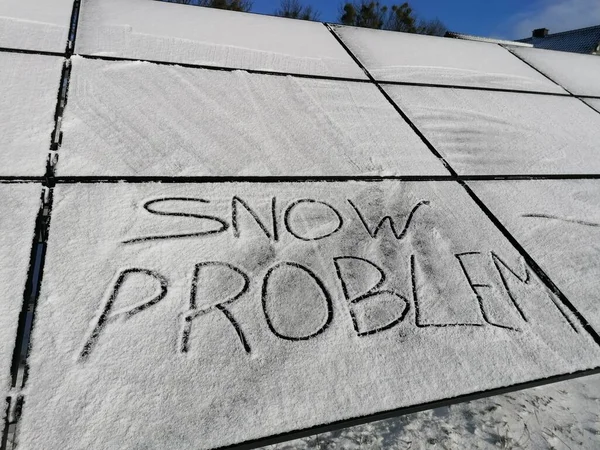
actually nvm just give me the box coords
[249,0,600,39]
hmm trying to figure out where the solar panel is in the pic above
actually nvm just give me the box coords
[0,0,73,53]
[75,0,367,78]
[331,25,566,93]
[2,1,600,448]
[18,181,600,449]
[0,184,42,418]
[508,46,600,97]
[0,53,64,176]
[469,180,600,331]
[56,56,445,176]
[584,98,600,113]
[382,85,600,175]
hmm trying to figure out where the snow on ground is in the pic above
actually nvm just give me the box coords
[508,46,600,97]
[0,184,42,415]
[18,182,600,449]
[0,0,72,52]
[331,25,565,93]
[56,56,445,176]
[0,52,63,176]
[469,180,600,331]
[75,0,366,79]
[266,373,600,450]
[384,86,600,175]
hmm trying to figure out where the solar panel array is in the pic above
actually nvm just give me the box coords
[1,1,600,449]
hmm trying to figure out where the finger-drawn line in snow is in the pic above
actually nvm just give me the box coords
[490,252,528,322]
[262,262,334,341]
[79,268,168,362]
[456,252,520,332]
[122,197,229,244]
[284,199,344,241]
[77,247,579,360]
[348,199,430,239]
[334,256,410,336]
[522,213,600,228]
[232,196,279,241]
[122,196,429,244]
[181,262,251,354]
[411,254,483,329]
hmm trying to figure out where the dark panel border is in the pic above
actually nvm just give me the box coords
[217,367,600,450]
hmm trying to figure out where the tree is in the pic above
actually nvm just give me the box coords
[339,1,446,36]
[341,1,388,29]
[165,0,253,11]
[197,0,253,11]
[387,3,416,33]
[275,0,320,21]
[416,18,447,36]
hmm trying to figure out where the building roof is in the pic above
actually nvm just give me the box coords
[518,25,600,55]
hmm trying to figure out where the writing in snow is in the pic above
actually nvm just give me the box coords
[78,195,571,361]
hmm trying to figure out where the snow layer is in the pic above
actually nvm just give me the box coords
[0,52,63,176]
[384,85,600,175]
[57,57,446,176]
[332,25,565,93]
[0,0,72,52]
[0,184,41,406]
[469,180,600,332]
[508,46,600,97]
[584,98,600,113]
[19,182,600,449]
[269,373,600,449]
[75,0,366,79]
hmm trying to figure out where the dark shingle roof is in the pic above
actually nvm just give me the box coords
[517,25,600,55]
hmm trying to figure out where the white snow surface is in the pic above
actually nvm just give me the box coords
[75,0,366,79]
[332,25,565,93]
[0,53,63,176]
[384,85,600,175]
[0,184,41,405]
[0,0,72,52]
[508,46,600,97]
[267,373,600,449]
[469,180,600,332]
[57,57,446,177]
[584,98,600,113]
[19,182,600,449]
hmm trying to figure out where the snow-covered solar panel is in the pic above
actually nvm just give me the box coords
[75,0,367,79]
[18,181,600,449]
[3,2,600,448]
[584,98,600,113]
[0,52,63,176]
[507,47,600,97]
[0,184,42,416]
[469,180,600,331]
[0,0,73,53]
[332,25,565,93]
[56,57,444,176]
[383,85,600,175]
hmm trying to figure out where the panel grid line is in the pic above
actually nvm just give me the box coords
[71,51,584,99]
[3,174,600,184]
[0,1,81,449]
[501,44,600,116]
[323,23,458,178]
[324,22,600,345]
[0,47,65,58]
[217,366,600,450]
